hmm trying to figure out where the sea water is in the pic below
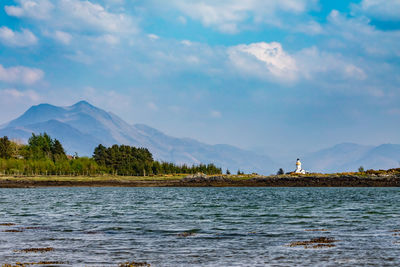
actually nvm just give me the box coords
[0,187,399,266]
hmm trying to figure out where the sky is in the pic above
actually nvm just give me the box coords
[0,0,400,160]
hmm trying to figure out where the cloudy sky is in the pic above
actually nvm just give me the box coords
[0,0,399,159]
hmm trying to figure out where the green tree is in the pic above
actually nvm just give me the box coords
[91,143,222,176]
[277,168,284,175]
[0,136,13,159]
[358,166,365,173]
[27,133,66,162]
[93,144,107,166]
[27,133,52,160]
[51,139,66,159]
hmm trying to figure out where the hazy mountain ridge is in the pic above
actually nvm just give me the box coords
[0,101,276,174]
[302,143,400,173]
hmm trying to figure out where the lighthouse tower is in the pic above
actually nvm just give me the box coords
[295,158,306,174]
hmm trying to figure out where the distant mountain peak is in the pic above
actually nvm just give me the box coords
[1,101,277,174]
[35,103,53,107]
[72,100,92,107]
[70,100,98,111]
[29,103,58,110]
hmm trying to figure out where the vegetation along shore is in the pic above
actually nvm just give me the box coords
[1,134,399,188]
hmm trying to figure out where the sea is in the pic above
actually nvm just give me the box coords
[0,187,399,266]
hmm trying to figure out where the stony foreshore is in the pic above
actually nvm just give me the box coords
[0,173,399,188]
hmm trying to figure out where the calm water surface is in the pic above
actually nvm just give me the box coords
[0,187,399,266]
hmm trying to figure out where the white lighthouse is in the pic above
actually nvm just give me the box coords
[295,158,306,174]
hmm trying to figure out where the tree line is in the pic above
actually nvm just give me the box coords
[92,144,221,176]
[0,134,222,176]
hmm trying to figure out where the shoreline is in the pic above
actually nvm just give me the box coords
[0,174,399,188]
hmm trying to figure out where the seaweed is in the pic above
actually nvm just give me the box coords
[287,237,337,249]
[14,247,54,253]
[2,261,65,267]
[119,261,151,267]
[177,232,196,237]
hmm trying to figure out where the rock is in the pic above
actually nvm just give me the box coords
[177,232,196,237]
[287,237,337,249]
[15,247,54,253]
[182,173,229,183]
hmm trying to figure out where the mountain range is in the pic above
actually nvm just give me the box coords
[301,143,400,173]
[0,101,399,174]
[0,101,276,174]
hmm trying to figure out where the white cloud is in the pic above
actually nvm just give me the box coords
[96,34,119,45]
[177,16,187,24]
[185,55,200,64]
[0,26,38,47]
[58,0,135,34]
[0,64,44,85]
[327,10,400,57]
[181,40,192,46]
[5,0,54,20]
[344,65,367,80]
[54,30,72,45]
[296,20,323,35]
[167,0,318,33]
[0,88,40,101]
[354,0,400,21]
[147,34,159,40]
[5,0,137,35]
[228,42,299,82]
[295,46,367,81]
[228,42,368,85]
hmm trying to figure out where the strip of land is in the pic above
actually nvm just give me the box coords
[0,172,399,188]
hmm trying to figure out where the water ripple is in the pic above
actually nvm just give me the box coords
[0,187,399,266]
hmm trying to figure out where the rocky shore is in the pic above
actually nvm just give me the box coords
[0,172,399,188]
[179,173,400,187]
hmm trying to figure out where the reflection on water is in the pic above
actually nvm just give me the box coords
[0,187,399,266]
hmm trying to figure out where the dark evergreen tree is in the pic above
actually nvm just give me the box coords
[0,136,12,159]
[51,139,66,161]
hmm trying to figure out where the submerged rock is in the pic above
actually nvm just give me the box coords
[177,232,196,237]
[119,261,151,267]
[15,247,54,253]
[2,262,65,267]
[287,237,337,249]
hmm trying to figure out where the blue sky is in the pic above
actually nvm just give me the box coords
[0,0,400,160]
